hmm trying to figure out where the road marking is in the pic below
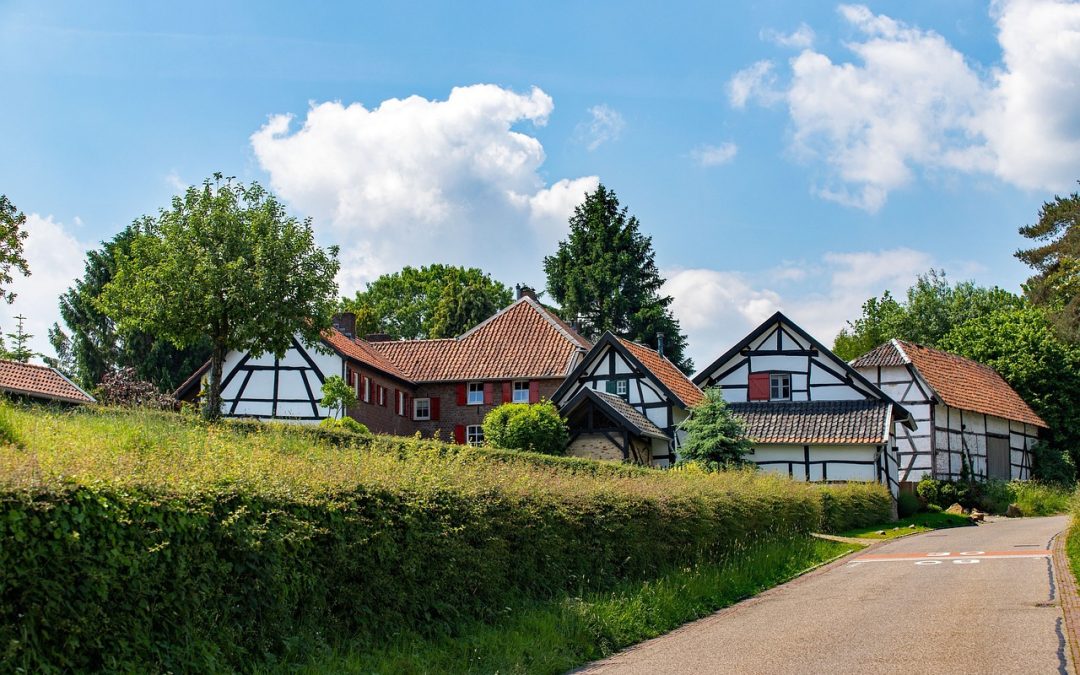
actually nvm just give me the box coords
[853,550,1050,564]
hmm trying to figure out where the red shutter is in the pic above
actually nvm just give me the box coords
[454,424,466,445]
[431,397,440,421]
[483,382,494,405]
[381,386,388,407]
[748,373,770,401]
[395,389,401,415]
[346,367,355,386]
[502,381,512,404]
[528,380,540,404]
[456,383,467,406]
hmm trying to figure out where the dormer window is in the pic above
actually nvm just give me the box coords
[770,374,791,401]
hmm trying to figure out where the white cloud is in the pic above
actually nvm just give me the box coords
[728,60,779,109]
[251,84,598,294]
[761,23,816,49]
[577,104,625,151]
[665,247,937,371]
[0,214,88,363]
[730,1,1080,211]
[691,142,738,167]
[165,170,187,192]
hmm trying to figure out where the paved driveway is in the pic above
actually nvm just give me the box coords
[578,516,1070,675]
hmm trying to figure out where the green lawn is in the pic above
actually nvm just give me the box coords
[839,511,972,540]
[284,537,859,675]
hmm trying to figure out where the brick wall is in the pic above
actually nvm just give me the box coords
[343,365,417,436]
[409,378,563,443]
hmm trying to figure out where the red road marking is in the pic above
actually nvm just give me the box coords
[855,550,1050,563]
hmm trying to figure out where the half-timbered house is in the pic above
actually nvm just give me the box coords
[693,312,914,496]
[551,332,704,467]
[175,289,591,442]
[852,339,1046,488]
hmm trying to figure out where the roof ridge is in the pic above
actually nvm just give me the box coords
[520,296,591,348]
[455,296,530,340]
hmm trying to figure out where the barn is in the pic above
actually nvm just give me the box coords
[693,312,914,496]
[852,339,1046,489]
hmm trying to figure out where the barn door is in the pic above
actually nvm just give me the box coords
[987,436,1010,480]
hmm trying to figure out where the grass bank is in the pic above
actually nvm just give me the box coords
[0,404,887,672]
[289,537,857,674]
[840,511,972,540]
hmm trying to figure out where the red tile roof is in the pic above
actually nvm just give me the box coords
[617,337,704,407]
[855,340,1047,428]
[322,329,411,381]
[0,359,95,404]
[370,297,591,382]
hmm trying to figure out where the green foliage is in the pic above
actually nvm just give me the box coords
[815,482,893,532]
[1032,441,1077,487]
[840,511,972,539]
[0,195,30,305]
[897,491,920,518]
[482,401,569,455]
[318,416,371,436]
[939,305,1080,471]
[97,175,340,421]
[0,405,889,671]
[0,314,35,362]
[54,224,212,392]
[916,476,1070,515]
[1016,183,1080,341]
[832,269,1023,361]
[677,388,752,468]
[0,400,21,446]
[342,264,512,339]
[543,184,692,373]
[319,375,357,418]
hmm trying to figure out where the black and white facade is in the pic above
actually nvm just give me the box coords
[552,332,703,467]
[694,312,914,496]
[852,339,1045,486]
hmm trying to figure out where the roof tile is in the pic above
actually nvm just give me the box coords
[617,338,704,407]
[0,360,95,404]
[728,400,891,445]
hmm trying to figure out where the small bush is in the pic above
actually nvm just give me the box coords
[677,388,752,467]
[319,416,371,436]
[817,482,892,532]
[482,401,568,455]
[95,367,175,409]
[1010,481,1072,516]
[0,400,21,446]
[1031,442,1076,487]
[897,491,920,518]
[917,476,1070,515]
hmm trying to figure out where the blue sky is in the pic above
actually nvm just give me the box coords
[2,1,1078,369]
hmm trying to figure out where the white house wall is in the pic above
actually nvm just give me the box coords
[217,337,340,423]
[858,363,934,484]
[934,404,1036,481]
[749,444,894,486]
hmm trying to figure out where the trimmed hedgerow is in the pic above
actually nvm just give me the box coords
[0,404,885,672]
[816,481,894,533]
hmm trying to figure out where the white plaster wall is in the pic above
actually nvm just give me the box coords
[749,444,879,483]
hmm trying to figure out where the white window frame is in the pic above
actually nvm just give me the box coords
[413,397,431,421]
[512,381,530,403]
[377,385,385,407]
[363,376,371,403]
[397,391,406,416]
[616,379,628,397]
[769,373,791,401]
[466,424,484,446]
[467,382,484,405]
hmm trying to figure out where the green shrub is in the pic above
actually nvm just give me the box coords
[897,491,920,518]
[319,415,371,435]
[916,475,1070,515]
[1010,481,1072,516]
[1031,442,1077,487]
[677,388,752,467]
[0,399,21,446]
[482,401,568,455]
[816,482,892,532]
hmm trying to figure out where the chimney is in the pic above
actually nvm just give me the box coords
[365,333,392,343]
[516,284,538,301]
[656,332,665,359]
[332,312,356,338]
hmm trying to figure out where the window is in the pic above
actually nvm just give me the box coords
[467,424,484,446]
[616,379,628,396]
[363,376,371,403]
[377,385,386,407]
[512,381,530,403]
[770,374,791,401]
[396,390,406,416]
[467,382,484,405]
[413,398,431,421]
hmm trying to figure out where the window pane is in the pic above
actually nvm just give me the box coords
[513,381,529,403]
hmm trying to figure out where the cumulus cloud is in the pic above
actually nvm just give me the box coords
[664,247,937,371]
[251,84,598,294]
[577,104,625,151]
[691,142,738,167]
[761,23,816,49]
[0,214,88,363]
[730,1,1080,211]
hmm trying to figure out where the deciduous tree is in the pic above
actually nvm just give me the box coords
[99,175,340,421]
[343,264,512,339]
[543,184,692,372]
[0,195,30,304]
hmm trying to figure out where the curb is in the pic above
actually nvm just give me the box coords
[1051,526,1080,674]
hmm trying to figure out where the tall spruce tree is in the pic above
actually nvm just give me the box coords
[1016,183,1080,341]
[543,184,692,372]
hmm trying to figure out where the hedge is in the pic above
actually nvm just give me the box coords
[0,405,889,671]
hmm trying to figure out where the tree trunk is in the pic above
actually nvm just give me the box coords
[203,344,226,422]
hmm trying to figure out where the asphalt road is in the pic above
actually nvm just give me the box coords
[578,516,1070,675]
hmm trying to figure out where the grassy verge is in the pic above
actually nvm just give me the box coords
[839,511,972,540]
[287,537,858,675]
[1067,492,1080,587]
